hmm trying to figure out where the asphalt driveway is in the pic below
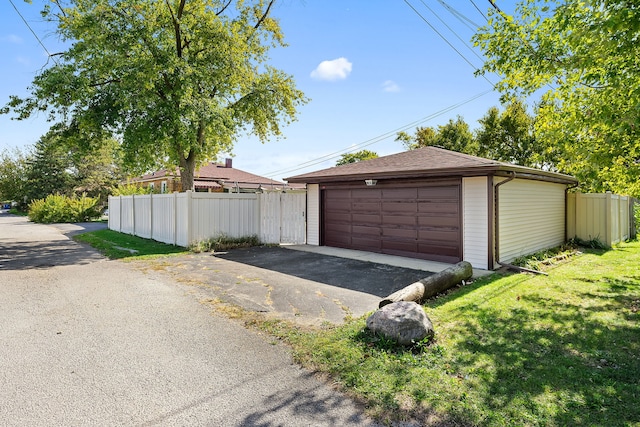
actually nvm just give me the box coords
[0,213,386,426]
[137,246,430,325]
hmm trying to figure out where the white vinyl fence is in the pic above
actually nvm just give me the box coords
[567,192,636,246]
[108,190,306,247]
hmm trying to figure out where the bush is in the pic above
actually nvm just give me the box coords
[28,194,101,223]
[189,234,261,253]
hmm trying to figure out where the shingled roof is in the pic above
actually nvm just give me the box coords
[285,146,577,184]
[134,160,297,191]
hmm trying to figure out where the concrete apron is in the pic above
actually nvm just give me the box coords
[283,244,492,278]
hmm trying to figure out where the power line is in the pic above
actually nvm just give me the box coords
[404,0,477,71]
[264,89,494,178]
[469,0,489,22]
[8,0,57,64]
[418,0,485,64]
[436,0,480,30]
[404,0,494,87]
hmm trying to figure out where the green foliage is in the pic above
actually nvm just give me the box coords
[28,193,101,223]
[5,0,307,192]
[398,116,476,154]
[476,100,553,167]
[111,182,155,196]
[336,150,379,166]
[474,0,640,197]
[0,148,28,204]
[189,234,261,253]
[75,229,188,259]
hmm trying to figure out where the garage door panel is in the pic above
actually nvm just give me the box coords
[383,188,417,198]
[352,189,381,199]
[418,186,458,199]
[351,236,382,251]
[352,214,380,225]
[382,214,416,226]
[418,215,459,227]
[418,229,459,241]
[418,201,459,214]
[382,201,417,213]
[326,222,352,234]
[418,242,459,258]
[325,212,351,223]
[352,202,380,212]
[382,239,418,253]
[383,227,418,239]
[352,225,380,236]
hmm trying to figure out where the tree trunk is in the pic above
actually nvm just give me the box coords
[179,150,196,192]
[379,261,473,308]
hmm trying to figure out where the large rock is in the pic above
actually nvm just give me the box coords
[366,301,434,346]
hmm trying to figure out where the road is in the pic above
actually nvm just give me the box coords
[0,213,379,426]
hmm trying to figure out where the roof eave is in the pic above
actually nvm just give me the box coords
[286,164,577,185]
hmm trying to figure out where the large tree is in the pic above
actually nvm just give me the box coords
[336,150,378,166]
[397,116,477,154]
[475,100,551,168]
[0,148,29,203]
[4,0,307,191]
[474,0,640,196]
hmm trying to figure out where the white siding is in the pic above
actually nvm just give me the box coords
[498,178,566,264]
[463,177,489,270]
[307,184,320,245]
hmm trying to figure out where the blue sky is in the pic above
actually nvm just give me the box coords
[0,0,505,180]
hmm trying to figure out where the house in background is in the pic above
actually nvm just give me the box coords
[286,146,578,270]
[132,159,296,193]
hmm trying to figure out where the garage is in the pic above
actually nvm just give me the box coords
[286,146,578,270]
[322,180,461,263]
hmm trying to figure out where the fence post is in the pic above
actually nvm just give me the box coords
[187,190,193,247]
[173,192,178,246]
[604,192,612,246]
[150,193,154,241]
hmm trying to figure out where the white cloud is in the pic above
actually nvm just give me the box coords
[3,34,23,44]
[310,57,352,81]
[16,56,30,66]
[382,80,400,93]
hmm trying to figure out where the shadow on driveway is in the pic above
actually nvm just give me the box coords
[214,246,430,299]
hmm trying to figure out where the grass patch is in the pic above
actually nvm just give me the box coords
[74,229,188,259]
[189,234,261,253]
[243,242,640,426]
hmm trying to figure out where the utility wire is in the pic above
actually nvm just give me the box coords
[8,0,57,64]
[264,89,493,178]
[418,0,486,64]
[404,0,494,87]
[436,0,480,30]
[469,0,489,22]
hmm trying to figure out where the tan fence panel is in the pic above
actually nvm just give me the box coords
[568,192,633,246]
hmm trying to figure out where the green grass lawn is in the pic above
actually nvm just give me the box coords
[257,242,640,426]
[74,229,188,259]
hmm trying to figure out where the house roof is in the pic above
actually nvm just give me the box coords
[285,146,578,185]
[133,161,298,190]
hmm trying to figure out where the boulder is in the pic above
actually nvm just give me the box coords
[366,301,434,346]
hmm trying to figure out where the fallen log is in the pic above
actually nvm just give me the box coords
[379,261,473,308]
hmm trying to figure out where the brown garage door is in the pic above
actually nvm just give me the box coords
[322,181,461,263]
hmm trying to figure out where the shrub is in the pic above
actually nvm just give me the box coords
[111,182,156,196]
[189,234,261,253]
[28,193,101,223]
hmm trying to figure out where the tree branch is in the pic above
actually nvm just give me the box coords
[216,0,233,16]
[254,0,275,30]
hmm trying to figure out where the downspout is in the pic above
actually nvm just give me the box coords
[493,171,516,269]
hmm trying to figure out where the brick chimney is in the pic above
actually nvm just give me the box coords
[225,158,232,168]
